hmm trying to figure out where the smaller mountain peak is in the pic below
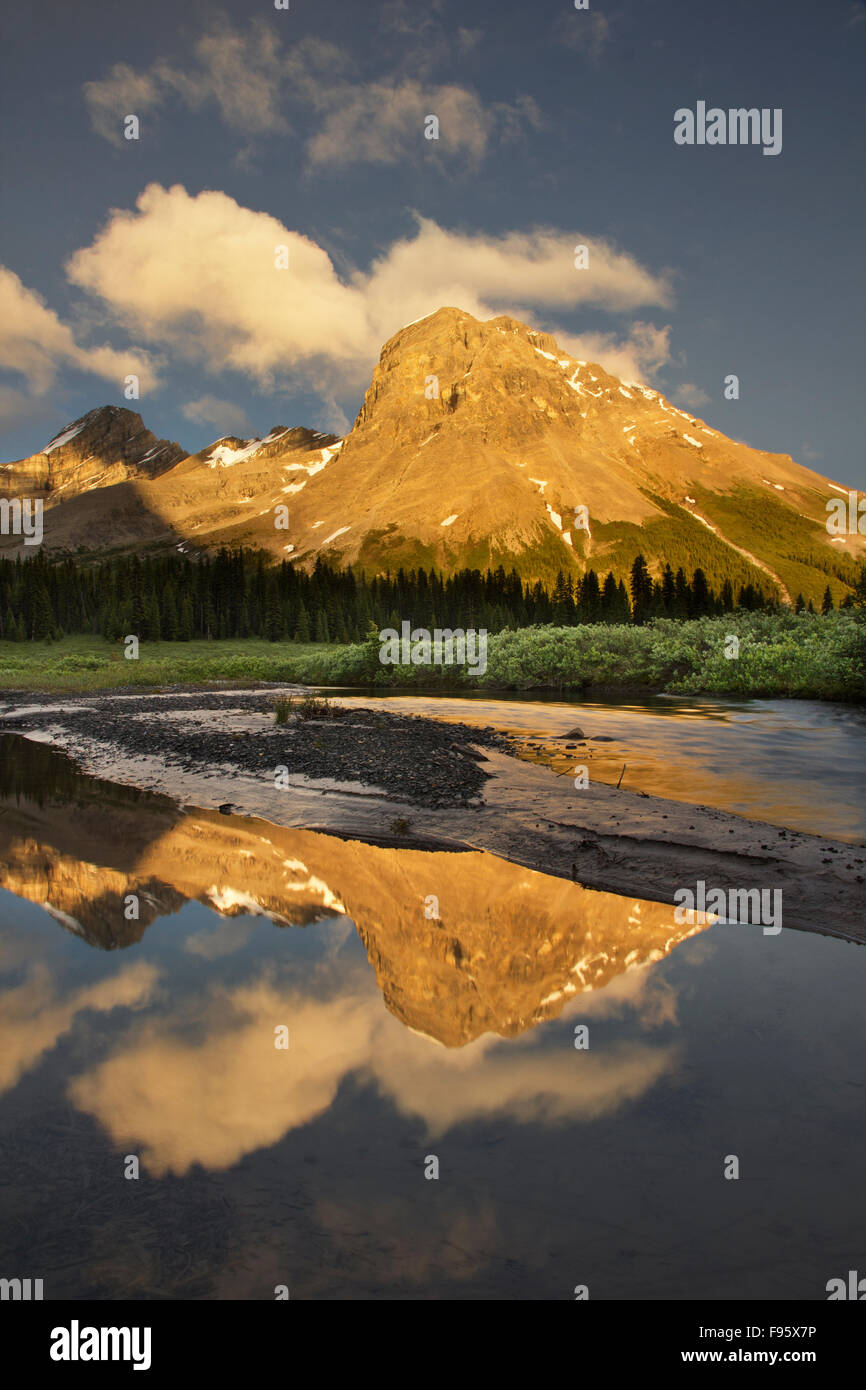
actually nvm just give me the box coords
[43,404,145,454]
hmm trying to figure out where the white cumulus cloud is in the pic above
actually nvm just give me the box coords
[63,183,674,406]
[0,265,159,426]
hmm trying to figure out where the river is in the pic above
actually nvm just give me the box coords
[0,695,863,1299]
[326,690,866,841]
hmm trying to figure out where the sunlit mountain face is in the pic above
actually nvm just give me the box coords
[2,311,862,605]
[0,733,864,1299]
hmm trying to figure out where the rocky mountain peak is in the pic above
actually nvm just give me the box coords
[3,404,185,501]
[347,306,607,451]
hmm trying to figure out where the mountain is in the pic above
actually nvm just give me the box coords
[287,307,862,600]
[1,309,862,602]
[0,416,342,557]
[0,405,185,500]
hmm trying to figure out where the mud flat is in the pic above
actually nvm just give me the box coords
[0,688,863,942]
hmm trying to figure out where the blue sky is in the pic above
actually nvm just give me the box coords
[1,0,864,486]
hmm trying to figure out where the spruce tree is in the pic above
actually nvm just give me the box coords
[601,571,618,621]
[179,595,194,641]
[131,581,147,639]
[630,555,652,625]
[580,569,601,623]
[162,584,179,640]
[616,579,630,623]
[31,582,53,640]
[661,564,676,614]
[145,592,161,642]
[294,602,311,643]
[203,594,217,640]
[552,569,571,625]
[266,589,285,641]
[692,568,711,616]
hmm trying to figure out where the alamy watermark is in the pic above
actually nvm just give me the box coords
[1,1276,43,1299]
[826,1269,866,1300]
[379,620,488,676]
[674,879,782,935]
[675,103,782,156]
[50,1321,151,1370]
[825,490,865,535]
[0,497,43,545]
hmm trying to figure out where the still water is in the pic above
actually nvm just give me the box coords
[329,690,866,841]
[0,717,864,1301]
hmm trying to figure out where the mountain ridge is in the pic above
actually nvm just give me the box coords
[1,308,862,604]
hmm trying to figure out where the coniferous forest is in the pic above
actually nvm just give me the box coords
[0,547,841,645]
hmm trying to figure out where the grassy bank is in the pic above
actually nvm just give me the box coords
[0,611,863,701]
[0,636,351,692]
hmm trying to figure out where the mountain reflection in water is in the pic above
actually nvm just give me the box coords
[0,733,699,1047]
[0,733,864,1300]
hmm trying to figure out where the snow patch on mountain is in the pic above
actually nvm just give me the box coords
[321,525,351,546]
[208,439,266,468]
[207,427,325,468]
[626,383,658,401]
[44,419,89,453]
[282,443,341,480]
